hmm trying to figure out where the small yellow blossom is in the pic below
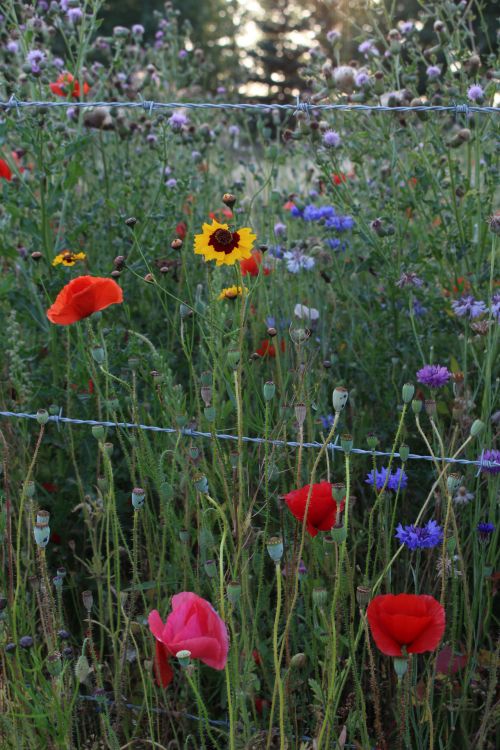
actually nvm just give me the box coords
[52,251,87,267]
[218,285,248,301]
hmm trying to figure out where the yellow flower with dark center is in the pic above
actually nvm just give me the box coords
[194,219,256,266]
[218,285,248,301]
[52,250,86,267]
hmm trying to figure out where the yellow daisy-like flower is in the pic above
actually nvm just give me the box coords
[194,219,256,266]
[218,285,248,301]
[52,250,87,267]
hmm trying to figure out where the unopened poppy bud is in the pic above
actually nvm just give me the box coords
[200,384,212,406]
[82,590,93,612]
[399,444,409,462]
[402,383,415,404]
[36,409,49,425]
[227,349,240,369]
[92,425,105,440]
[193,474,209,494]
[470,419,485,437]
[176,649,191,667]
[227,580,241,605]
[367,433,378,451]
[393,656,408,680]
[34,523,50,548]
[75,654,91,683]
[295,403,306,427]
[267,536,284,562]
[267,326,277,337]
[447,473,462,493]
[332,386,348,413]
[331,482,346,503]
[263,381,276,401]
[125,216,137,227]
[25,480,36,498]
[290,652,307,669]
[132,487,145,509]
[341,434,353,454]
[312,587,327,607]
[356,585,371,608]
[31,251,43,261]
[222,193,236,208]
[171,238,183,250]
[425,399,437,417]
[111,269,121,279]
[204,406,216,422]
[103,442,113,457]
[412,399,423,414]
[114,255,125,267]
[90,345,105,365]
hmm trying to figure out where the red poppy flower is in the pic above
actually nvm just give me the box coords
[367,594,445,657]
[256,339,285,358]
[436,645,467,675]
[50,72,90,99]
[176,221,187,240]
[284,481,345,537]
[283,200,296,211]
[332,172,347,185]
[42,482,58,494]
[209,207,233,221]
[148,592,229,688]
[46,276,123,325]
[240,249,271,277]
[0,159,12,181]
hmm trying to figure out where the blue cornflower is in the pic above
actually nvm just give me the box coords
[325,215,355,232]
[319,414,335,430]
[327,238,342,250]
[268,244,284,259]
[365,466,408,492]
[395,520,443,550]
[477,522,495,543]
[490,293,500,322]
[451,295,487,319]
[290,206,303,218]
[412,299,428,317]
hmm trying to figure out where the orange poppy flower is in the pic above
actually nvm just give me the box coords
[50,72,90,99]
[240,249,271,277]
[209,207,233,221]
[47,276,123,325]
[0,159,12,181]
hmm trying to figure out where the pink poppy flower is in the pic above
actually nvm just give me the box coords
[148,592,229,687]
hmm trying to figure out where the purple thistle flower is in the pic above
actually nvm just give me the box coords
[165,178,177,189]
[467,84,484,102]
[477,522,495,542]
[417,364,451,388]
[326,29,341,43]
[132,24,145,36]
[66,7,83,24]
[323,130,341,148]
[451,295,487,319]
[26,49,45,67]
[426,65,441,79]
[365,466,408,492]
[168,112,189,131]
[358,39,378,56]
[6,40,19,54]
[395,520,443,550]
[478,449,500,475]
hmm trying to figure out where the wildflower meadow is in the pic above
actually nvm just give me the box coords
[0,1,499,748]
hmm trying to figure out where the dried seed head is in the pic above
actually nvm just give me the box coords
[125,217,137,227]
[31,251,43,261]
[171,238,183,250]
[222,193,236,208]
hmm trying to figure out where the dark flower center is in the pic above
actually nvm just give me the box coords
[209,228,241,254]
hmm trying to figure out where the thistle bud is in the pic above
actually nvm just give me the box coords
[402,383,415,404]
[222,193,236,208]
[171,238,183,250]
[263,381,276,401]
[36,409,49,425]
[267,536,284,562]
[131,487,145,509]
[332,386,348,413]
[267,327,277,337]
[31,251,43,261]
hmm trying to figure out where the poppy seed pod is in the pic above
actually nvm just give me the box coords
[193,474,209,494]
[399,444,409,463]
[412,399,423,414]
[24,480,36,498]
[176,649,192,667]
[36,409,49,425]
[204,559,217,578]
[332,386,349,413]
[393,656,408,679]
[356,585,371,608]
[204,406,216,422]
[132,487,145,509]
[425,399,437,417]
[295,403,306,427]
[470,419,485,436]
[267,537,284,562]
[341,434,353,454]
[91,425,105,440]
[263,381,276,401]
[447,474,462,493]
[82,590,93,612]
[227,580,241,605]
[367,433,379,451]
[402,383,415,404]
[34,523,50,548]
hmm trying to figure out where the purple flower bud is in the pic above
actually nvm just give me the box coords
[322,130,341,148]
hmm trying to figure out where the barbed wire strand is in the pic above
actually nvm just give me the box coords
[1,410,498,471]
[0,95,498,116]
